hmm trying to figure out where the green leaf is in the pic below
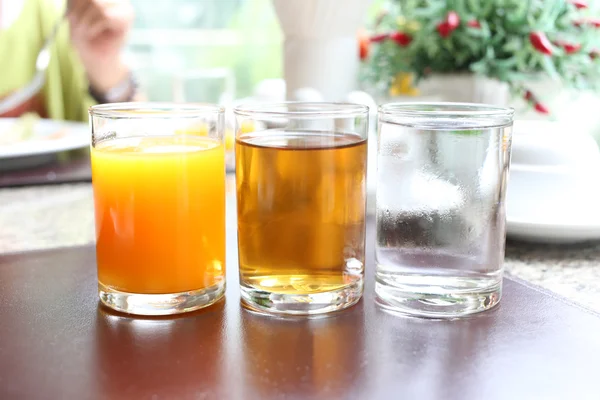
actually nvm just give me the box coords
[466,0,480,14]
[470,59,489,74]
[502,37,522,53]
[505,0,529,28]
[459,34,483,54]
[360,0,600,99]
[452,0,468,16]
[494,56,519,68]
[541,56,561,80]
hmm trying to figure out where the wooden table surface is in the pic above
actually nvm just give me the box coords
[1,220,600,400]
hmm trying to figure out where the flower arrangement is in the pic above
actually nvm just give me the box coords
[360,0,600,113]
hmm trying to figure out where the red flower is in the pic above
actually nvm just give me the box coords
[359,35,369,60]
[524,90,550,115]
[447,12,460,29]
[564,43,582,54]
[569,0,588,9]
[389,31,413,46]
[554,40,581,54]
[437,23,452,37]
[534,103,550,114]
[370,33,389,43]
[529,32,553,55]
[589,18,600,28]
[437,11,461,38]
[467,20,481,28]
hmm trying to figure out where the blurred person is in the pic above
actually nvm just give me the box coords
[0,0,138,121]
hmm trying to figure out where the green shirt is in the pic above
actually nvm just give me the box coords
[0,0,95,122]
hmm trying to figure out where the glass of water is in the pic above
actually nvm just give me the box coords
[375,103,514,318]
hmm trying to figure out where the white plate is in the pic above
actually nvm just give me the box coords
[0,118,89,160]
[506,121,600,243]
[506,165,600,243]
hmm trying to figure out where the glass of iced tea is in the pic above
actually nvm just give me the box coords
[234,102,369,316]
[89,103,226,316]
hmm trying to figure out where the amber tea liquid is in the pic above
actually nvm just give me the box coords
[236,130,367,313]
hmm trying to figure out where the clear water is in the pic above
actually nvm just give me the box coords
[375,123,511,316]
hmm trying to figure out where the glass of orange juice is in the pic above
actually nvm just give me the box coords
[89,103,226,316]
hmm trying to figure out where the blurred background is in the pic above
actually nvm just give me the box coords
[119,0,600,245]
[123,0,600,143]
[126,0,282,103]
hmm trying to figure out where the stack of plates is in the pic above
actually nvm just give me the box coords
[506,120,600,243]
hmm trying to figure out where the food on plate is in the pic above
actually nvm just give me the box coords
[0,112,39,145]
[0,113,68,145]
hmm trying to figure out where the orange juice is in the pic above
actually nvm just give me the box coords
[91,135,225,294]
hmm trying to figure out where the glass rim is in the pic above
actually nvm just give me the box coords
[379,102,514,119]
[89,102,225,119]
[233,102,369,119]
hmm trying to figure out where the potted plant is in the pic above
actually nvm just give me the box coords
[359,0,600,113]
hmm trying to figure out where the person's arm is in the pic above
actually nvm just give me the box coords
[67,0,142,102]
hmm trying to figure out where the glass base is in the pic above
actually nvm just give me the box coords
[98,281,225,316]
[375,275,501,319]
[240,280,363,317]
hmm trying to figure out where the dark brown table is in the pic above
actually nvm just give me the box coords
[0,149,91,188]
[1,223,600,400]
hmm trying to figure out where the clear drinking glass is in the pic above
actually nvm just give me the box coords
[234,102,369,316]
[90,103,226,315]
[375,103,514,318]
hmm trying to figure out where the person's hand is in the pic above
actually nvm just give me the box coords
[68,0,134,95]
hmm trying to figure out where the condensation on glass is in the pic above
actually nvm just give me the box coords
[375,102,514,318]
